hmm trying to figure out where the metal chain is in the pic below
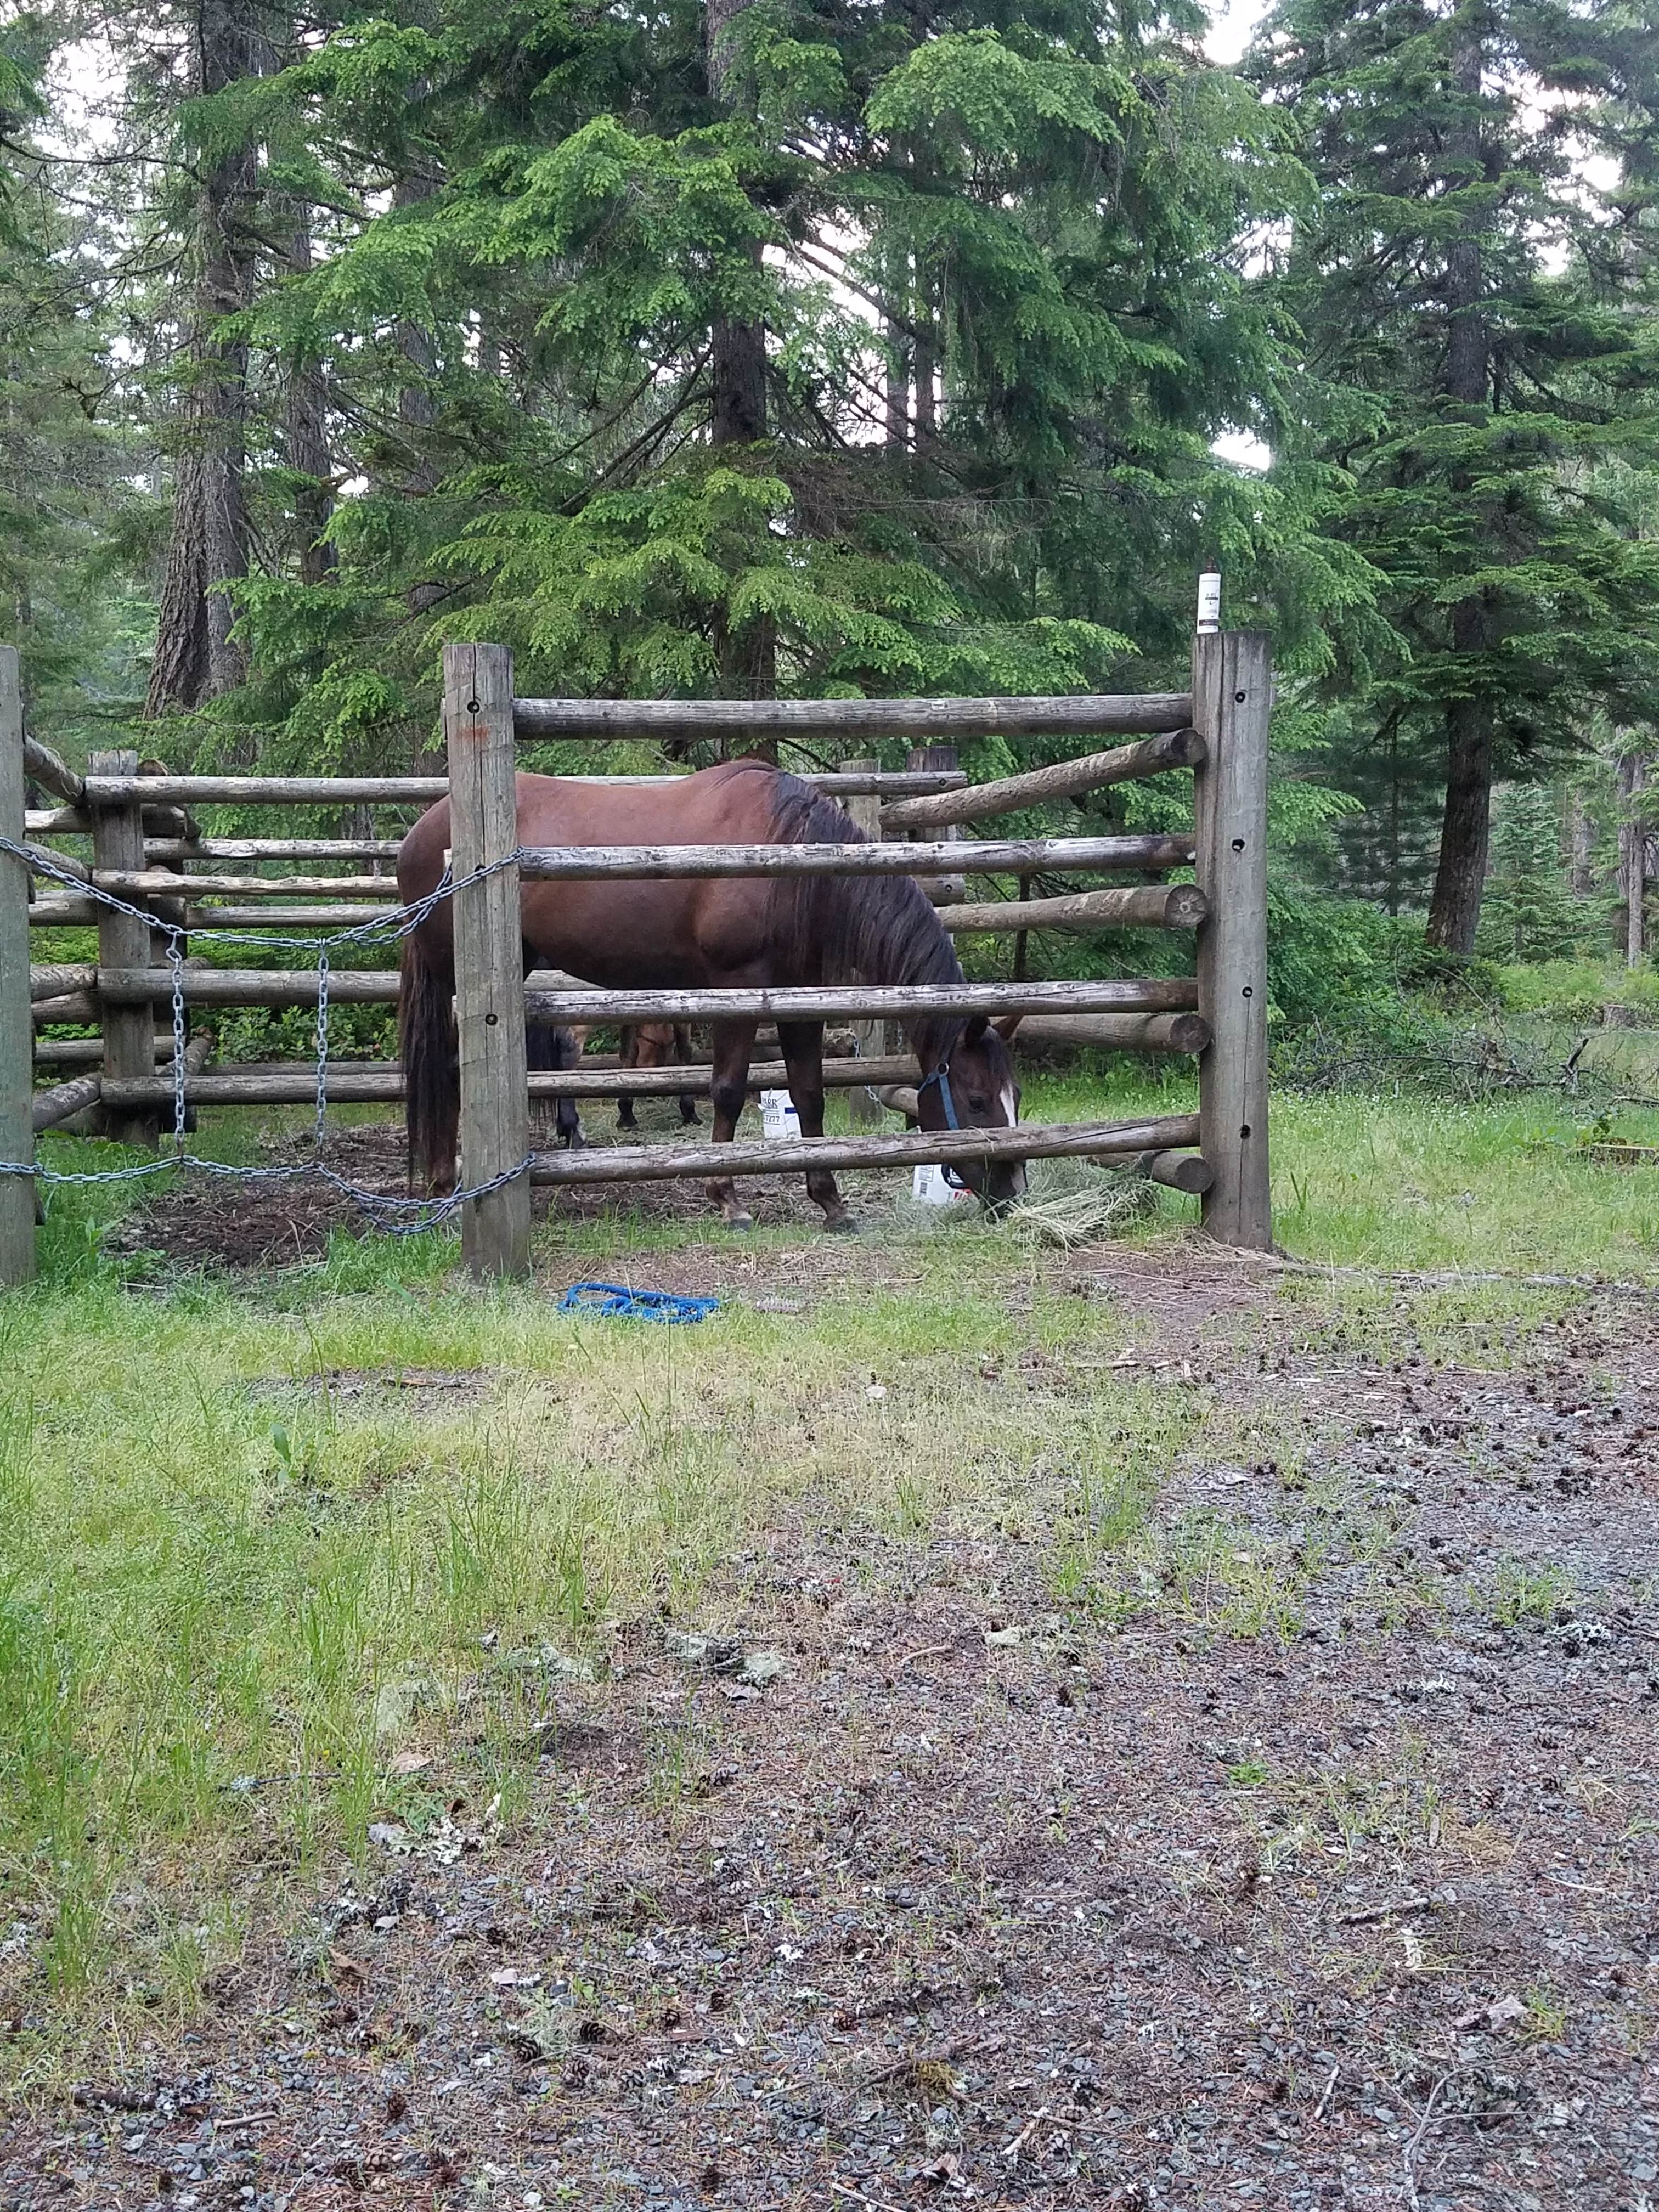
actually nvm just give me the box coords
[0,834,534,1233]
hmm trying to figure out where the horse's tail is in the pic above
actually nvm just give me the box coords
[400,933,459,1193]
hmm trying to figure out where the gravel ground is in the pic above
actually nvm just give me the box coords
[4,1254,1658,2211]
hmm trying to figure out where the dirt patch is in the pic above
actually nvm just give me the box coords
[5,1277,1659,2211]
[99,1117,928,1272]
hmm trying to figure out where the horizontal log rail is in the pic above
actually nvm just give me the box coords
[24,733,82,804]
[143,838,403,862]
[1133,1148,1214,1195]
[84,775,452,806]
[35,1035,171,1065]
[70,767,967,809]
[31,963,97,1001]
[30,842,89,882]
[185,904,398,927]
[32,1071,101,1132]
[27,896,100,926]
[95,968,400,1007]
[31,991,99,1024]
[512,693,1195,743]
[97,1051,931,1109]
[528,1113,1202,1186]
[481,979,1199,1025]
[93,870,408,900]
[940,884,1205,934]
[517,835,1194,882]
[1008,1011,1209,1053]
[91,971,1197,1021]
[880,727,1205,831]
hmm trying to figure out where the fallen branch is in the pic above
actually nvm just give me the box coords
[1339,1894,1435,1926]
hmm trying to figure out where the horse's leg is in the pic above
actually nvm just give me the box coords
[777,1019,851,1233]
[703,1018,759,1229]
[674,1024,699,1126]
[617,1024,639,1131]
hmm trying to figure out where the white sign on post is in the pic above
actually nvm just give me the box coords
[760,1090,802,1142]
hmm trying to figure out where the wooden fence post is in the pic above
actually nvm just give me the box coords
[445,642,531,1280]
[1192,630,1272,1250]
[842,755,882,1124]
[88,748,159,1149]
[0,647,35,1287]
[907,743,964,905]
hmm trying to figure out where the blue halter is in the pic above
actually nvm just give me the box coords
[917,1058,974,1190]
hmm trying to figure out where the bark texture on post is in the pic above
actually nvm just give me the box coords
[444,644,531,1279]
[89,751,160,1148]
[1193,631,1272,1250]
[842,756,883,1123]
[0,647,35,1286]
[907,744,964,904]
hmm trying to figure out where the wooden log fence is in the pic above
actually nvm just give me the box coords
[32,1072,103,1132]
[5,635,1273,1287]
[940,884,1205,934]
[879,727,1205,831]
[529,1113,1201,1187]
[515,835,1195,882]
[511,693,1194,744]
[1,650,33,1286]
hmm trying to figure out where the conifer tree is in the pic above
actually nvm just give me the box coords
[1256,0,1659,951]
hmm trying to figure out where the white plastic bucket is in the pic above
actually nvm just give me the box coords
[760,1090,802,1143]
[911,1163,975,1206]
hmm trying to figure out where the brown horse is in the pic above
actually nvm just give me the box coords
[558,1022,701,1133]
[397,761,1024,1229]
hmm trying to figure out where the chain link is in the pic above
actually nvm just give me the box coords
[0,834,534,1233]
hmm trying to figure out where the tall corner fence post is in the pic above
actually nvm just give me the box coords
[88,746,159,1149]
[842,755,882,1124]
[444,641,531,1280]
[1192,629,1272,1250]
[907,743,964,906]
[0,645,35,1288]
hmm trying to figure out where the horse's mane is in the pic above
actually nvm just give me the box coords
[759,769,965,1069]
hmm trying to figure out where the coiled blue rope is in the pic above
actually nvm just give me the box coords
[558,1281,719,1324]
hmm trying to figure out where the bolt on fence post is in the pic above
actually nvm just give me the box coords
[1192,629,1272,1249]
[445,641,531,1280]
[0,645,35,1287]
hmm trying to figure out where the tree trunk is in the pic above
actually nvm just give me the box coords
[703,0,774,727]
[281,215,336,586]
[1426,642,1493,956]
[1424,29,1491,954]
[1621,752,1645,967]
[1569,788,1593,898]
[145,0,258,718]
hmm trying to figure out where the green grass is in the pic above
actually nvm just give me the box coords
[1,1059,1649,2028]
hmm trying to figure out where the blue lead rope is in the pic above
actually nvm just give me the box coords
[558,1281,720,1324]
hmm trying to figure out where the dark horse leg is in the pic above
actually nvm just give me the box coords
[616,1025,639,1132]
[777,1019,852,1233]
[674,1024,700,1126]
[703,1018,759,1229]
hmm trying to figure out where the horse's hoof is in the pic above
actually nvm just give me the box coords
[822,1212,857,1235]
[724,1211,753,1233]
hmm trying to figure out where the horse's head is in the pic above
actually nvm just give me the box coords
[915,1015,1024,1212]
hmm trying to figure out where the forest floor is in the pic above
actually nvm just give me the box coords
[3,1090,1659,2210]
